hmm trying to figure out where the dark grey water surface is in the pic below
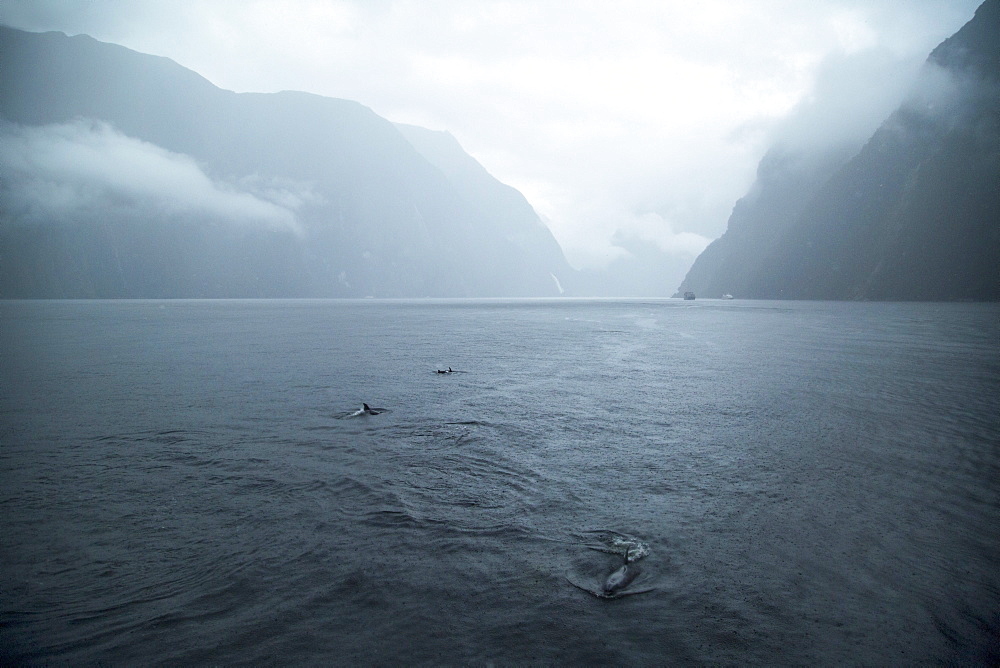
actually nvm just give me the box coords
[2,299,998,665]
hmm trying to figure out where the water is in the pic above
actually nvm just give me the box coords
[2,298,998,665]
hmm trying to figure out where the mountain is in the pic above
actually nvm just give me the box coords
[677,0,1000,301]
[0,26,573,298]
[394,124,574,294]
[674,144,858,300]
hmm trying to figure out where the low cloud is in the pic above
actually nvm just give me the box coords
[0,0,981,292]
[764,47,929,153]
[0,118,304,233]
[537,193,714,272]
[615,212,713,258]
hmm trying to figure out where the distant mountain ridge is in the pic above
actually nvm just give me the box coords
[394,124,570,293]
[677,0,999,301]
[0,26,574,298]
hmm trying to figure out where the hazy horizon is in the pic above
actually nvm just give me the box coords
[0,0,981,281]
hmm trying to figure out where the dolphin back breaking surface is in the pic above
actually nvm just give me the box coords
[566,531,654,599]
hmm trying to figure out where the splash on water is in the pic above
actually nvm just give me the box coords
[566,530,655,599]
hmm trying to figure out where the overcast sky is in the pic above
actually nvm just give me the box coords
[0,0,982,270]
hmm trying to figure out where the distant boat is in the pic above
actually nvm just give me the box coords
[683,291,696,300]
[722,294,734,299]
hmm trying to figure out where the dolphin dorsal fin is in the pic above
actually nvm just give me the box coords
[363,403,371,411]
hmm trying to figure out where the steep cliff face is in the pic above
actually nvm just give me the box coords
[395,124,574,295]
[677,0,999,301]
[675,145,856,299]
[0,26,574,297]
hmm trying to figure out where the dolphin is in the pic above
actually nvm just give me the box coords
[602,547,637,596]
[566,546,654,599]
[362,403,384,415]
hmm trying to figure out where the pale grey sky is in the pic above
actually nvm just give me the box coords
[0,0,982,270]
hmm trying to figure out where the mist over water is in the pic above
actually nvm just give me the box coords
[2,299,998,665]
